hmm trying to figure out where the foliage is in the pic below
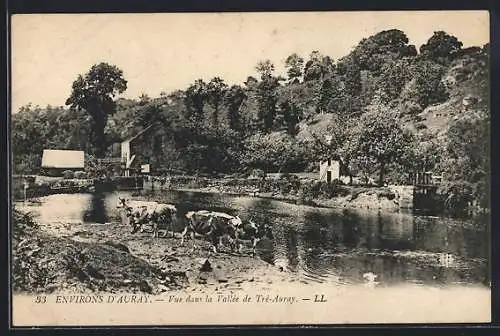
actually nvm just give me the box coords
[206,77,228,125]
[65,63,127,157]
[62,170,75,179]
[420,31,463,65]
[437,115,490,213]
[224,85,247,133]
[11,29,489,216]
[350,104,416,185]
[240,133,315,173]
[351,29,417,74]
[255,59,275,80]
[184,79,207,123]
[284,53,304,82]
[256,75,281,133]
[303,51,334,81]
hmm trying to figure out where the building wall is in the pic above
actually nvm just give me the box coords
[319,159,340,182]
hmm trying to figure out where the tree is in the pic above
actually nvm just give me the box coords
[255,59,275,80]
[377,58,413,103]
[224,85,247,132]
[336,56,362,97]
[65,63,127,157]
[352,29,417,73]
[352,105,416,185]
[303,51,335,82]
[206,77,228,125]
[278,99,301,136]
[256,75,281,133]
[184,79,207,123]
[284,53,304,83]
[403,59,449,108]
[420,31,463,64]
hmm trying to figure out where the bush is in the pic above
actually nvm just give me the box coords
[250,169,266,179]
[12,208,39,241]
[437,180,474,215]
[74,171,87,179]
[62,170,75,179]
[298,180,349,200]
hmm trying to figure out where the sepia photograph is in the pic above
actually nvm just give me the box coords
[10,11,490,326]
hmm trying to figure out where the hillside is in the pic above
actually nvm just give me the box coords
[11,30,490,214]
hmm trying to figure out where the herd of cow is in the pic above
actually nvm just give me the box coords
[116,197,274,256]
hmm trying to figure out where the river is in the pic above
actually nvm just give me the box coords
[27,189,490,289]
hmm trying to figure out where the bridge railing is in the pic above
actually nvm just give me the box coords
[408,172,444,186]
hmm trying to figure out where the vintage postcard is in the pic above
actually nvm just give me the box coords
[10,11,490,326]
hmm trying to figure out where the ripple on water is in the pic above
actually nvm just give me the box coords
[26,190,490,288]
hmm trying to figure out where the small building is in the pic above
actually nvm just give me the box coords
[41,149,85,175]
[319,158,340,182]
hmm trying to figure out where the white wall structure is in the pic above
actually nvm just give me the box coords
[319,159,340,182]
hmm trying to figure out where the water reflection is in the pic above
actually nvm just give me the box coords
[148,190,489,287]
[39,190,489,287]
[83,192,108,224]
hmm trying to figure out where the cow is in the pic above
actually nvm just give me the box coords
[116,197,176,237]
[232,220,274,257]
[116,197,158,232]
[180,210,241,253]
[149,203,177,238]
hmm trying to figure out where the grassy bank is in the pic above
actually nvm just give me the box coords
[146,175,403,212]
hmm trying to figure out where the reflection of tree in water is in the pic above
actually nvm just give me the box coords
[282,226,299,271]
[83,192,108,224]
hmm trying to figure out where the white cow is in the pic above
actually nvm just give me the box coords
[116,197,177,237]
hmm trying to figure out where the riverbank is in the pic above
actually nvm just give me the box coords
[11,194,490,325]
[148,177,405,213]
[12,202,293,295]
[166,186,403,212]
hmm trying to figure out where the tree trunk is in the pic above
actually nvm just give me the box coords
[93,117,106,158]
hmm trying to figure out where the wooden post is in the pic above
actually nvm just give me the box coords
[23,179,28,207]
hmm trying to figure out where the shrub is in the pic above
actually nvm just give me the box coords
[437,180,474,215]
[12,207,39,241]
[74,171,87,179]
[62,170,75,179]
[250,169,266,179]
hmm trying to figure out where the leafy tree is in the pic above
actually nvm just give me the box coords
[405,59,449,108]
[138,93,151,105]
[206,77,228,125]
[255,59,275,80]
[278,99,301,136]
[65,62,127,157]
[244,76,259,89]
[336,56,362,97]
[284,53,304,83]
[420,31,463,64]
[352,29,417,73]
[256,74,281,133]
[303,51,335,81]
[241,133,315,173]
[351,105,416,185]
[378,58,413,102]
[184,79,207,123]
[224,85,247,133]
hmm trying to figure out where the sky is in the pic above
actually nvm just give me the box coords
[11,11,489,113]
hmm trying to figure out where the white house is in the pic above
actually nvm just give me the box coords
[319,158,340,182]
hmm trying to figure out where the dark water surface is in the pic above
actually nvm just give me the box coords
[80,190,490,287]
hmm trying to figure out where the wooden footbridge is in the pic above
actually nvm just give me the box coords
[408,171,444,211]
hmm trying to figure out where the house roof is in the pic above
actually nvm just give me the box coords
[41,149,85,169]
